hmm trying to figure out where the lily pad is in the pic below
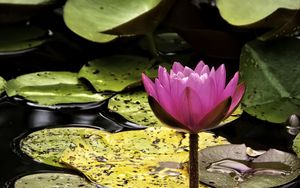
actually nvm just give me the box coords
[240,38,300,123]
[19,127,109,167]
[199,144,300,188]
[13,172,95,188]
[6,71,112,106]
[60,127,228,187]
[0,0,56,4]
[0,25,49,55]
[79,55,162,92]
[108,90,242,127]
[293,133,300,157]
[0,76,6,95]
[216,0,300,26]
[63,0,173,43]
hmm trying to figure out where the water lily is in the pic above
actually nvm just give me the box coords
[142,61,245,133]
[142,61,245,188]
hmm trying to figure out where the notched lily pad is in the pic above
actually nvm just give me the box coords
[6,71,112,106]
[293,133,300,157]
[19,127,109,168]
[0,25,49,55]
[199,144,300,188]
[13,172,95,188]
[60,127,227,187]
[240,38,300,123]
[79,55,163,92]
[108,90,242,127]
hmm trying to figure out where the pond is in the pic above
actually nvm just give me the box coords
[0,0,300,188]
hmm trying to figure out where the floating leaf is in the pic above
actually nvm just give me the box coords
[6,71,112,106]
[60,127,227,187]
[19,127,109,167]
[240,38,300,123]
[13,172,95,188]
[0,76,6,95]
[293,133,300,157]
[199,144,300,188]
[63,0,173,43]
[216,0,300,26]
[108,90,242,127]
[79,55,158,92]
[0,25,49,55]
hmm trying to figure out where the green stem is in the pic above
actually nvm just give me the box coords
[189,133,199,188]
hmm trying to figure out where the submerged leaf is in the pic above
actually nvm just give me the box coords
[79,55,159,92]
[240,38,300,123]
[199,144,300,188]
[0,25,49,55]
[14,172,94,188]
[216,0,300,26]
[6,71,112,105]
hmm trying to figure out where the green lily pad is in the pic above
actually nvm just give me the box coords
[240,38,300,123]
[199,144,300,188]
[79,55,162,92]
[0,76,6,95]
[108,90,242,127]
[14,172,95,188]
[293,133,300,157]
[6,71,111,106]
[19,127,108,168]
[0,0,56,4]
[216,0,300,26]
[63,0,173,43]
[0,25,49,54]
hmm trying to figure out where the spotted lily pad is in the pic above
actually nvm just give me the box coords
[6,71,112,106]
[13,172,95,188]
[199,144,300,188]
[216,0,300,26]
[108,90,242,127]
[60,127,228,187]
[63,0,173,43]
[0,25,49,55]
[293,133,300,157]
[79,55,162,92]
[0,76,6,95]
[240,38,300,123]
[19,127,109,168]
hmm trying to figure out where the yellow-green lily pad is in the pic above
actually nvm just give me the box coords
[0,76,6,95]
[60,127,229,187]
[19,127,109,168]
[6,71,112,106]
[79,55,162,92]
[14,172,95,188]
[293,133,300,157]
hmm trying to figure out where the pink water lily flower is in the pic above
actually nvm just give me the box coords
[142,61,245,133]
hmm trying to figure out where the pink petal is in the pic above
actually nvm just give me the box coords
[222,72,239,99]
[179,87,203,132]
[200,65,210,75]
[226,83,246,117]
[172,62,184,73]
[194,61,205,74]
[142,73,157,99]
[215,64,226,96]
[182,66,194,76]
[155,78,176,118]
[158,66,170,93]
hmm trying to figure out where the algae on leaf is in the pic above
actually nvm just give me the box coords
[6,71,112,106]
[240,38,300,123]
